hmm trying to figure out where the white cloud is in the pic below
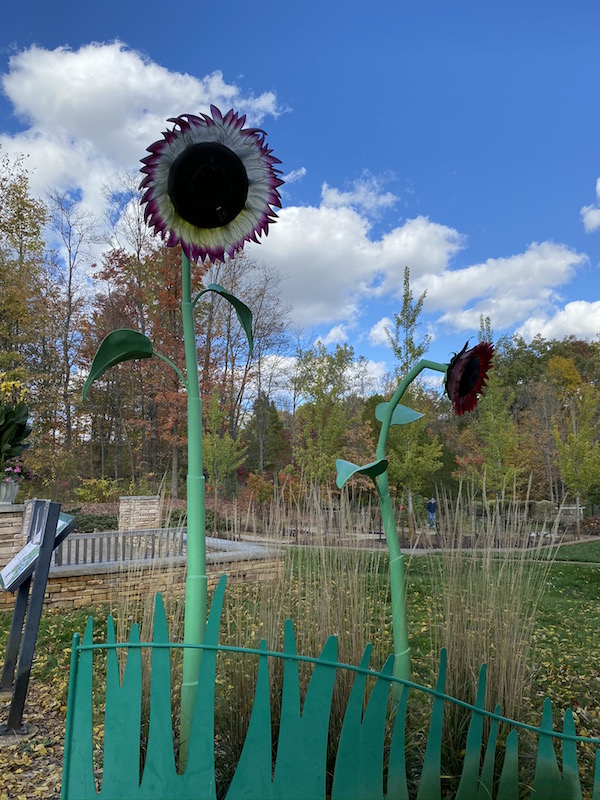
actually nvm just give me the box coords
[417,241,587,331]
[317,325,349,346]
[0,42,281,217]
[368,317,394,347]
[283,167,307,184]
[321,172,397,216]
[358,359,388,394]
[374,217,466,290]
[420,372,446,392]
[581,204,600,233]
[516,300,600,342]
[252,207,465,329]
[1,41,591,352]
[580,177,600,232]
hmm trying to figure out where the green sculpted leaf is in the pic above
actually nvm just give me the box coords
[82,329,153,400]
[335,458,389,489]
[455,663,486,799]
[375,402,424,426]
[194,283,253,357]
[531,698,565,796]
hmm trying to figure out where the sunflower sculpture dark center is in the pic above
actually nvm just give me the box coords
[445,341,493,415]
[168,142,249,228]
[458,355,480,397]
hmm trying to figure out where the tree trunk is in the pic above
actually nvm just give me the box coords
[407,485,415,541]
[171,423,179,499]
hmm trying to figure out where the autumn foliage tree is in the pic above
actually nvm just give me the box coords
[2,154,600,524]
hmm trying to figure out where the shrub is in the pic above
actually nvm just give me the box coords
[75,478,124,504]
[64,509,119,532]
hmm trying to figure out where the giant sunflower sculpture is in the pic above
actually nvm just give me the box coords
[82,105,284,763]
[140,105,284,264]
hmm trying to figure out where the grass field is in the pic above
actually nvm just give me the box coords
[0,538,599,797]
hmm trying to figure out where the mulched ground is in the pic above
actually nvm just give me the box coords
[0,680,65,800]
[577,515,600,536]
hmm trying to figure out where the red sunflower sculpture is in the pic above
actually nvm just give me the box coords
[445,341,494,415]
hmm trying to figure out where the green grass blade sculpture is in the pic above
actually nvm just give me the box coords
[102,618,142,797]
[61,576,600,800]
[332,647,395,799]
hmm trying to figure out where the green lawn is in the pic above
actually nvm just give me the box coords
[553,538,600,563]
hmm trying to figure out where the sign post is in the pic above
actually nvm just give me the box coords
[0,499,75,734]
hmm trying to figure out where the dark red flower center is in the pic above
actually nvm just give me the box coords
[168,142,249,228]
[458,356,480,397]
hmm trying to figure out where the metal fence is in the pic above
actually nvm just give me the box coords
[52,528,186,569]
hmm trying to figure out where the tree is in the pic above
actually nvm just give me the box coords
[555,386,600,536]
[198,253,290,441]
[466,369,520,499]
[386,396,443,514]
[0,152,48,378]
[46,187,100,451]
[242,391,288,476]
[203,390,247,532]
[0,155,76,497]
[386,266,431,379]
[80,243,201,494]
[294,343,356,489]
[384,266,434,530]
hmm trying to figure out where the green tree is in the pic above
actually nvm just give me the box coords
[384,266,436,530]
[386,266,431,379]
[203,390,247,531]
[386,398,443,515]
[555,386,600,536]
[242,391,288,476]
[470,369,520,497]
[294,343,355,489]
[0,152,48,378]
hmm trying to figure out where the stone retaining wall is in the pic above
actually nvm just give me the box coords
[0,555,283,611]
[0,505,25,566]
[0,504,284,611]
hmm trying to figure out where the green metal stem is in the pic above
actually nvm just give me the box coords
[375,359,448,684]
[179,252,207,766]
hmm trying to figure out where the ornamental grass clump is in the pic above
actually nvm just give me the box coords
[213,544,394,796]
[107,541,397,795]
[427,478,560,774]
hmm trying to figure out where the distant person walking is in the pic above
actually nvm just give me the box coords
[427,497,436,528]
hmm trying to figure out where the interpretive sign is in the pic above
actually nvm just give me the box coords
[0,499,75,734]
[0,508,72,593]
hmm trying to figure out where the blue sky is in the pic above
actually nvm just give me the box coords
[1,1,600,385]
